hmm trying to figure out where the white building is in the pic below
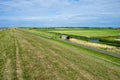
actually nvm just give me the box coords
[60,35,70,40]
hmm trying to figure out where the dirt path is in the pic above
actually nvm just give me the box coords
[15,38,23,80]
[4,59,12,80]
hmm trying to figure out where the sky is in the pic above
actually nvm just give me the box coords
[0,0,120,27]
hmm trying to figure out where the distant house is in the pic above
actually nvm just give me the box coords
[60,35,70,40]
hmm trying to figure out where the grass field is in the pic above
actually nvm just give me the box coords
[49,28,120,37]
[46,28,120,47]
[0,28,120,80]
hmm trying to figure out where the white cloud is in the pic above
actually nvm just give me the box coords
[0,0,120,27]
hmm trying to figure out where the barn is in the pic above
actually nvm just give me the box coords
[60,35,70,40]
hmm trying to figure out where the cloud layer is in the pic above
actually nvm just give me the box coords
[0,0,120,27]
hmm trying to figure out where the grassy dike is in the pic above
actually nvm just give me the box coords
[0,28,120,80]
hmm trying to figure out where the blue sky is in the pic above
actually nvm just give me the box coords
[0,0,120,27]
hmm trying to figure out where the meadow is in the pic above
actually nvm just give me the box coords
[49,28,120,37]
[0,28,120,80]
[46,28,120,47]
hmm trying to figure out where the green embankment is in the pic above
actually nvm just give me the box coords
[0,29,120,80]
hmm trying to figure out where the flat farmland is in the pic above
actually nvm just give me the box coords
[49,28,120,47]
[49,28,120,37]
[0,29,120,80]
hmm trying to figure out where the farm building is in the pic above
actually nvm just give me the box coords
[60,35,70,40]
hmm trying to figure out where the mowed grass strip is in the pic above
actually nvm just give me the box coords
[0,29,17,80]
[13,29,120,80]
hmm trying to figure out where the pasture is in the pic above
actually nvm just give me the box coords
[49,28,120,37]
[46,28,120,47]
[0,28,120,80]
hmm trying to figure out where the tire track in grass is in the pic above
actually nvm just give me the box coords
[1,30,13,80]
[3,59,12,80]
[15,38,23,80]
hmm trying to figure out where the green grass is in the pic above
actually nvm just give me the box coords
[41,28,120,47]
[49,28,120,37]
[0,29,17,80]
[0,28,120,80]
